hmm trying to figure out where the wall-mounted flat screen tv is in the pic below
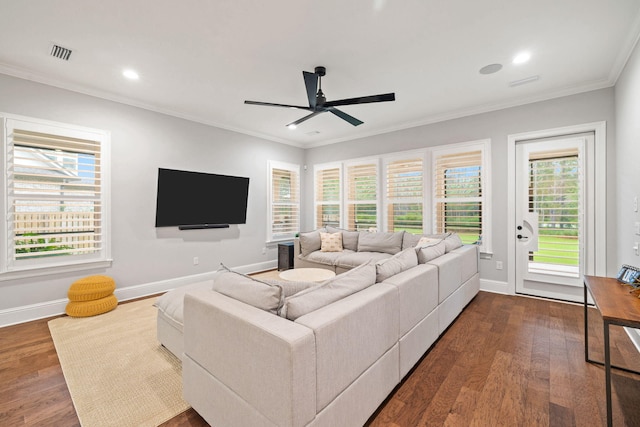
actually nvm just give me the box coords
[155,168,250,228]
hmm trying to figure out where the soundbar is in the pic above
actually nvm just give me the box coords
[178,224,230,230]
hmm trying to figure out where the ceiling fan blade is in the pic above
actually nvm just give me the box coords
[324,92,395,108]
[328,108,363,126]
[303,71,318,109]
[286,111,324,128]
[244,100,312,110]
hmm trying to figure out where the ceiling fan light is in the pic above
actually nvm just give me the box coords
[287,124,297,130]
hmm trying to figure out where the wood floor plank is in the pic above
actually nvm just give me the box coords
[3,291,640,426]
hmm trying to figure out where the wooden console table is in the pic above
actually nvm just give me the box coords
[584,275,640,427]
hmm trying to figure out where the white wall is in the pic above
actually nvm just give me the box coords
[0,74,304,317]
[303,88,617,286]
[615,39,640,268]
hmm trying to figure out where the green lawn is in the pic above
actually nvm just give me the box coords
[532,235,579,266]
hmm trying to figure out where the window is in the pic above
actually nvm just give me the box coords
[346,160,378,231]
[268,161,300,241]
[311,141,491,252]
[2,115,111,277]
[432,140,490,251]
[314,164,341,229]
[384,156,424,234]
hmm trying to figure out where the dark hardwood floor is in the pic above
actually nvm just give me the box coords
[2,291,640,426]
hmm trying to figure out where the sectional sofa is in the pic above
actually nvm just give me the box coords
[155,229,479,427]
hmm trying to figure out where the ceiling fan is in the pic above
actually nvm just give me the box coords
[244,66,395,128]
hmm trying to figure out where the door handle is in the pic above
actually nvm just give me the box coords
[517,234,529,240]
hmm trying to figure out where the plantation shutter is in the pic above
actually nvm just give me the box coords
[433,149,483,244]
[346,162,378,230]
[385,157,423,233]
[270,164,299,240]
[315,166,341,228]
[7,126,104,265]
[528,149,580,266]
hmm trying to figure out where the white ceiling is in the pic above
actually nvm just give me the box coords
[1,1,639,148]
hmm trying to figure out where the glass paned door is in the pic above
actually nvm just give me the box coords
[515,134,594,302]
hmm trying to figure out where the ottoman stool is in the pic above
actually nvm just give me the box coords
[66,275,118,317]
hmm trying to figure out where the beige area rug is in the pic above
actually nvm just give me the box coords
[48,298,190,427]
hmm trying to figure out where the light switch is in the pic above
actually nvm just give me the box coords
[636,222,640,235]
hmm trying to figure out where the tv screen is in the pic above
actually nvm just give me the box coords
[155,168,250,227]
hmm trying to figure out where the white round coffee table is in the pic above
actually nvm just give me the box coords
[279,268,336,282]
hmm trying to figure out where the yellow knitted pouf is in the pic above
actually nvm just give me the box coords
[65,294,118,317]
[68,275,116,302]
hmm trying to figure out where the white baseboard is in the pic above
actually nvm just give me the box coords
[480,278,509,294]
[0,259,278,328]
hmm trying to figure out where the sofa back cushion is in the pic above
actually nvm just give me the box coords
[416,240,447,263]
[280,262,376,320]
[299,228,326,256]
[357,231,404,255]
[375,248,418,282]
[326,226,359,251]
[212,269,283,314]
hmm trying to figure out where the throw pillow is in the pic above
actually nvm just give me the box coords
[416,236,442,248]
[326,226,359,251]
[212,265,284,313]
[416,240,447,263]
[375,248,418,282]
[280,262,376,321]
[299,228,325,257]
[357,231,404,255]
[320,231,343,252]
[444,232,463,252]
[263,279,319,297]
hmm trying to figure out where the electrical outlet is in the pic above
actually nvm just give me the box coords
[262,247,267,255]
[635,222,640,235]
[496,261,503,270]
[193,256,199,265]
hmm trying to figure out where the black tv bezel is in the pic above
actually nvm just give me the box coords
[154,168,250,229]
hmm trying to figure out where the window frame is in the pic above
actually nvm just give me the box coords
[267,160,300,242]
[0,113,112,281]
[344,158,380,231]
[430,139,491,253]
[313,162,343,229]
[381,150,426,234]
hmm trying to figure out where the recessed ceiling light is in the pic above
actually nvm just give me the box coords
[479,63,503,75]
[287,124,297,130]
[122,69,139,80]
[513,52,531,65]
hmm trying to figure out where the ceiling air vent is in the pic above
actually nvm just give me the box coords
[50,44,72,61]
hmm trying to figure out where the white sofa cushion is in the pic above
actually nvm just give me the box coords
[357,231,404,255]
[299,228,325,257]
[381,263,438,336]
[326,226,360,251]
[334,251,391,269]
[212,269,283,314]
[263,279,319,297]
[305,248,354,266]
[155,279,215,331]
[280,262,376,320]
[375,248,418,282]
[416,240,446,264]
[450,245,479,284]
[295,283,399,412]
